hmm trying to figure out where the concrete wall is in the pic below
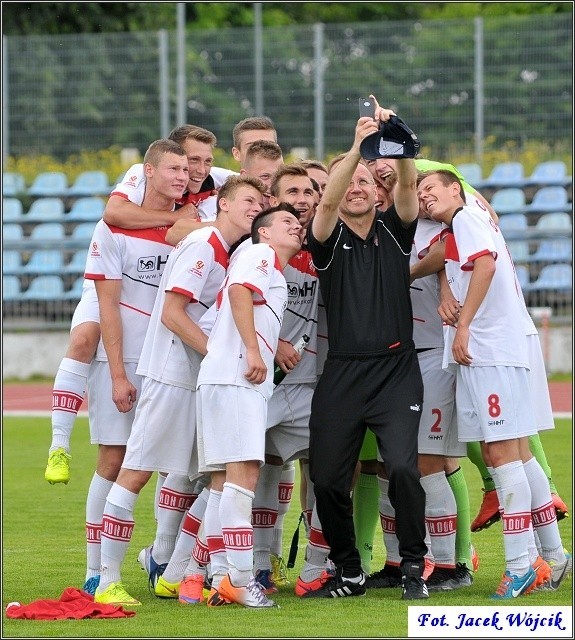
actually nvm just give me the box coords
[2,326,573,380]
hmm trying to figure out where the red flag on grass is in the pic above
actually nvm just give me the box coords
[5,587,136,620]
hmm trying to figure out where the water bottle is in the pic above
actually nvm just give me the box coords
[273,334,310,386]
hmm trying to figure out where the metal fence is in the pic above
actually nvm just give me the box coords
[2,13,572,162]
[2,13,572,330]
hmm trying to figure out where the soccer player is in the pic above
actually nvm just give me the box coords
[196,204,302,608]
[81,139,188,602]
[92,175,266,607]
[417,169,570,598]
[44,125,223,485]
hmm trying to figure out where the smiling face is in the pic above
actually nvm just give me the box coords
[417,173,463,224]
[220,184,265,237]
[269,174,316,229]
[365,158,397,209]
[144,151,189,201]
[181,138,214,194]
[257,208,303,259]
[338,163,378,219]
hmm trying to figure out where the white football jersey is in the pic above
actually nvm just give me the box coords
[84,221,173,362]
[137,226,231,388]
[197,242,288,399]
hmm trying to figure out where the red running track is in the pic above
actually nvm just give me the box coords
[2,381,572,414]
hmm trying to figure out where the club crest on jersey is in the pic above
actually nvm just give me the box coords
[189,260,205,278]
[256,259,269,276]
[125,175,138,187]
[90,241,101,257]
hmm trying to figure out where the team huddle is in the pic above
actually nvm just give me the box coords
[44,94,571,608]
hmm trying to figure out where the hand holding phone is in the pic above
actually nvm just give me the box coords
[359,96,376,118]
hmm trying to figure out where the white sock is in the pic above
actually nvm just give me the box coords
[377,477,400,566]
[420,471,457,568]
[50,358,89,451]
[154,474,195,564]
[272,461,295,556]
[220,482,254,587]
[204,489,227,589]
[99,484,138,590]
[85,472,113,580]
[252,464,282,572]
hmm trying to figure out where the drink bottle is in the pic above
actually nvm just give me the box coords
[273,334,310,386]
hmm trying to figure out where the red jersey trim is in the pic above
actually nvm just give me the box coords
[207,232,230,270]
[84,273,107,280]
[119,301,152,317]
[107,224,173,245]
[461,249,496,271]
[256,331,275,354]
[169,286,196,302]
[288,249,317,277]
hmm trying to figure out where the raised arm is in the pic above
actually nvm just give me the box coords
[311,117,379,243]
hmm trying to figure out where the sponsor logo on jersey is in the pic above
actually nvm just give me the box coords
[189,260,205,278]
[286,279,317,301]
[90,241,101,257]
[137,255,170,273]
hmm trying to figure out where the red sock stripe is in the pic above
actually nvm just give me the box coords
[86,522,102,543]
[158,488,193,513]
[278,482,294,504]
[101,515,134,542]
[193,539,210,565]
[380,513,396,535]
[252,508,278,529]
[222,527,253,551]
[532,501,557,527]
[502,511,531,534]
[52,390,84,413]
[426,515,457,537]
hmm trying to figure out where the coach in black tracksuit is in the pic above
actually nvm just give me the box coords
[305,108,428,601]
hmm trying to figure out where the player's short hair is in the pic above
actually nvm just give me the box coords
[232,116,276,148]
[216,174,267,212]
[244,140,283,164]
[251,202,300,244]
[269,163,311,198]
[300,159,328,174]
[417,169,466,202]
[326,153,347,174]
[168,124,217,147]
[143,139,186,167]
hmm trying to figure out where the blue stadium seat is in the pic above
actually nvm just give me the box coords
[64,249,88,274]
[534,211,572,233]
[514,265,530,292]
[525,161,572,187]
[528,263,572,293]
[28,171,69,197]
[527,238,572,264]
[3,172,26,197]
[3,223,24,242]
[490,188,526,215]
[524,186,571,214]
[3,197,24,222]
[63,277,86,300]
[22,249,65,274]
[68,171,111,197]
[456,163,484,188]
[71,221,98,241]
[29,222,66,241]
[497,213,528,233]
[21,275,66,300]
[66,197,105,222]
[481,162,526,189]
[506,239,530,264]
[24,197,66,222]
[3,275,22,301]
[3,251,24,275]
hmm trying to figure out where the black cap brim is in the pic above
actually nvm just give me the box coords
[360,116,420,160]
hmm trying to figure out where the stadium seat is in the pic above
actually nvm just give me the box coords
[497,213,528,233]
[481,162,526,189]
[29,222,66,241]
[71,221,98,241]
[527,238,572,264]
[506,239,530,264]
[3,275,22,301]
[3,172,26,197]
[63,276,86,300]
[489,188,526,215]
[525,161,572,187]
[24,197,66,222]
[514,265,530,292]
[3,197,24,222]
[67,170,111,196]
[3,223,24,243]
[534,211,572,233]
[22,249,65,274]
[524,186,572,214]
[456,163,483,188]
[528,263,572,292]
[21,275,66,300]
[66,196,105,222]
[3,251,24,275]
[64,249,88,274]
[28,171,69,197]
